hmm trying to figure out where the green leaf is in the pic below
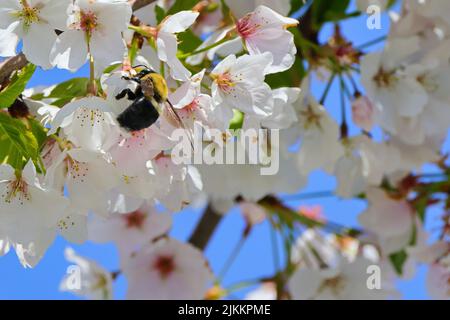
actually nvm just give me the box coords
[0,112,39,170]
[0,64,36,109]
[266,56,305,88]
[27,118,48,173]
[389,250,408,275]
[155,5,166,24]
[219,0,233,25]
[28,118,48,150]
[311,0,353,29]
[387,0,398,9]
[229,110,244,130]
[103,63,121,74]
[47,77,89,107]
[178,29,203,54]
[167,0,200,15]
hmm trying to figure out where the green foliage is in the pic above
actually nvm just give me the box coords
[47,77,89,107]
[178,29,203,54]
[266,56,305,89]
[0,64,36,109]
[167,0,200,15]
[229,110,244,130]
[0,112,46,172]
[311,0,358,30]
[155,5,166,24]
[389,250,408,275]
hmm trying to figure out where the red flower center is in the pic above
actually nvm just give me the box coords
[80,10,98,34]
[153,255,175,279]
[236,14,260,39]
[124,211,147,229]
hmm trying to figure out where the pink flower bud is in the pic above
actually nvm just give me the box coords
[352,95,374,132]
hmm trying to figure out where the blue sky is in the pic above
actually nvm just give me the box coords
[0,1,443,299]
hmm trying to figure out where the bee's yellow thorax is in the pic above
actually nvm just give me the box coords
[145,73,168,102]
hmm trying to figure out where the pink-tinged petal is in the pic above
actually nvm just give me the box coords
[245,28,296,73]
[252,5,298,27]
[169,70,205,108]
[426,263,450,300]
[352,95,374,132]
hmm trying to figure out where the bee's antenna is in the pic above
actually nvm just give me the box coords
[131,65,155,73]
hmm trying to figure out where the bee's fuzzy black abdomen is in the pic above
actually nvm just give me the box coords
[117,97,160,132]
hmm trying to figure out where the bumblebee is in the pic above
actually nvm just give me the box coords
[116,66,193,148]
[116,66,164,131]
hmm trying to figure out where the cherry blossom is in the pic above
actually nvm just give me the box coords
[51,0,131,73]
[358,188,415,255]
[88,204,172,260]
[426,255,450,300]
[143,10,199,81]
[210,53,274,123]
[49,96,121,152]
[289,257,395,300]
[295,86,344,175]
[351,95,375,132]
[236,6,298,73]
[0,0,70,68]
[123,238,213,300]
[0,161,69,267]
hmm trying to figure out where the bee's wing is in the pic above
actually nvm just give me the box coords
[163,100,195,150]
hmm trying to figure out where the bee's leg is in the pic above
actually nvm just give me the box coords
[115,88,137,101]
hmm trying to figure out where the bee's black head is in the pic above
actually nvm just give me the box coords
[132,65,155,79]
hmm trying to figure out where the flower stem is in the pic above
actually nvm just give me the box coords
[319,73,335,105]
[178,36,234,59]
[217,232,247,282]
[357,35,387,50]
[86,39,97,95]
[282,190,335,202]
[339,74,348,138]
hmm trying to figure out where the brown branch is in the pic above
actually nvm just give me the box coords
[0,53,28,88]
[189,203,223,250]
[130,0,157,11]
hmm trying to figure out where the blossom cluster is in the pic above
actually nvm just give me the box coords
[0,0,448,300]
